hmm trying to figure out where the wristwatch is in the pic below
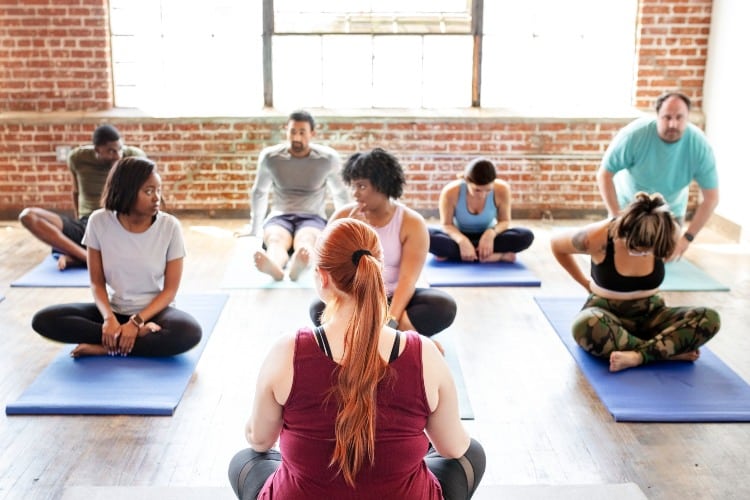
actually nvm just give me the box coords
[386,316,399,328]
[129,313,145,328]
[683,232,695,243]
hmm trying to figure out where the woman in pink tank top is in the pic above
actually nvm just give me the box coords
[309,147,457,338]
[228,218,485,499]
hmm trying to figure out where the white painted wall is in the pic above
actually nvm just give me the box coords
[703,0,750,242]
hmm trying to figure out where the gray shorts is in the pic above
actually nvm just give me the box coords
[263,213,326,235]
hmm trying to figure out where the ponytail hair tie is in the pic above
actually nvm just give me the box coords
[352,249,372,266]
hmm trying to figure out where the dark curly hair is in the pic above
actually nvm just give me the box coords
[341,148,405,199]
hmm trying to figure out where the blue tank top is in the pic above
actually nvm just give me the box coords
[453,182,496,233]
[590,235,664,292]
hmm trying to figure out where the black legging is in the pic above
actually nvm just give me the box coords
[429,226,534,261]
[228,438,486,500]
[309,288,457,337]
[32,302,202,356]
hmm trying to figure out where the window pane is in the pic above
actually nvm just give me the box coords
[110,0,263,115]
[321,36,373,108]
[273,36,324,110]
[422,35,472,108]
[481,0,637,111]
[372,36,423,107]
[274,0,471,34]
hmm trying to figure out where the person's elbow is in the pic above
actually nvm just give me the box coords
[432,433,471,459]
[246,427,275,452]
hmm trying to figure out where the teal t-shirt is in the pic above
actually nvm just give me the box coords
[602,117,718,217]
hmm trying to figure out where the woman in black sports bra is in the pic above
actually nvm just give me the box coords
[550,192,720,372]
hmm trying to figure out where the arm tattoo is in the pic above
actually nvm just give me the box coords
[571,230,589,252]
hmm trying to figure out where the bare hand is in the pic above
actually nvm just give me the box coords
[666,237,690,262]
[477,230,495,261]
[458,239,478,261]
[101,317,122,354]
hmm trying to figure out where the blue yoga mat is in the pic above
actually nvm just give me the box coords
[661,259,729,291]
[6,293,228,416]
[534,296,750,422]
[11,254,89,287]
[423,254,541,287]
[432,331,474,420]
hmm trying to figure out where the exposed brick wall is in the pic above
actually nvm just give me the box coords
[0,0,712,219]
[634,0,713,108]
[0,0,114,112]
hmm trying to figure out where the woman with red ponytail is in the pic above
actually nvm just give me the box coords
[228,218,485,499]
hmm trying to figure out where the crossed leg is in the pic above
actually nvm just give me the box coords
[19,207,87,270]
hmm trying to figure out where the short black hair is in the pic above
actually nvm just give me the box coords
[655,92,691,113]
[288,110,315,131]
[101,157,157,214]
[464,158,497,185]
[92,124,121,147]
[342,148,405,199]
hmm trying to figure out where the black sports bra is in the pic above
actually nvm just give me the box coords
[314,326,401,363]
[590,236,664,292]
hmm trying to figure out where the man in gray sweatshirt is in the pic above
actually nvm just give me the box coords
[247,110,349,281]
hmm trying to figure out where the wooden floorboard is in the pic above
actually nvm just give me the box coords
[1,217,749,499]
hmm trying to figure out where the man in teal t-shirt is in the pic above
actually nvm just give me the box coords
[597,92,719,260]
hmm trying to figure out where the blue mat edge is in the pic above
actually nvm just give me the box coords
[533,296,750,423]
[424,255,542,288]
[432,331,474,420]
[5,292,229,416]
[10,254,90,288]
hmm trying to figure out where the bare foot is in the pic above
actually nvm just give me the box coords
[499,252,517,262]
[609,351,644,372]
[71,343,107,358]
[480,252,517,263]
[57,254,85,271]
[668,350,701,362]
[288,247,311,281]
[253,250,284,281]
[138,322,162,337]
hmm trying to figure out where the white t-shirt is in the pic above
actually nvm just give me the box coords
[83,209,186,315]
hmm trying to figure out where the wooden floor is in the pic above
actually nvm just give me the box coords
[1,217,749,500]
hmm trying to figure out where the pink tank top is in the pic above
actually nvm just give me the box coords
[373,203,404,294]
[258,328,442,500]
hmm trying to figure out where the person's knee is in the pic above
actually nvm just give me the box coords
[519,229,535,250]
[695,307,721,336]
[411,295,457,336]
[571,310,597,345]
[18,207,37,228]
[31,307,54,338]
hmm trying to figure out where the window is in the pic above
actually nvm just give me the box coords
[109,0,637,114]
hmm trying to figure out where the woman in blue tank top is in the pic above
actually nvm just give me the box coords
[429,158,534,262]
[550,192,720,372]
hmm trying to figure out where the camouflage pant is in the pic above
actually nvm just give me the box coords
[571,294,720,364]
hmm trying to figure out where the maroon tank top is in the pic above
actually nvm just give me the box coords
[258,328,442,499]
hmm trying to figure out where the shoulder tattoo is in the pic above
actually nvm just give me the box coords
[571,230,589,252]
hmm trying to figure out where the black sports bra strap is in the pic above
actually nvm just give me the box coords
[314,325,333,360]
[388,331,401,363]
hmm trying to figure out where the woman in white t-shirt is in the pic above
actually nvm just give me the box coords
[32,157,202,357]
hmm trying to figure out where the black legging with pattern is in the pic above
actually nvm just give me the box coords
[572,293,720,363]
